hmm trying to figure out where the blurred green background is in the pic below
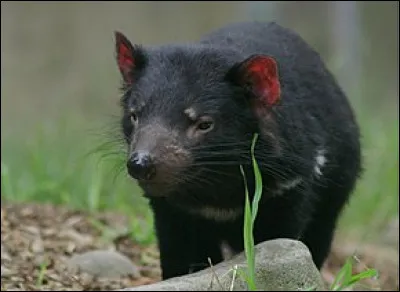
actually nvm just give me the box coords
[1,1,398,244]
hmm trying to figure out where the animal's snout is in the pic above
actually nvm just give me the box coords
[127,151,156,181]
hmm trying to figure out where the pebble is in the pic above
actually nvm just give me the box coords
[30,237,44,253]
[66,250,141,279]
[59,229,93,246]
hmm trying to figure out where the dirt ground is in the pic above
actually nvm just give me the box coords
[1,201,398,291]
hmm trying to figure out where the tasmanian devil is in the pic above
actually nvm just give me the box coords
[112,21,362,280]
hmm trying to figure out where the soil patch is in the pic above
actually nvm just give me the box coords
[1,201,398,291]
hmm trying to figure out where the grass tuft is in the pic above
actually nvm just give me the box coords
[329,256,378,291]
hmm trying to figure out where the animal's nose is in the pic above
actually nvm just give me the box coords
[127,151,156,181]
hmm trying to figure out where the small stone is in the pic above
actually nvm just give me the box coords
[22,225,40,235]
[20,206,34,216]
[30,237,44,253]
[66,250,141,279]
[65,242,76,254]
[42,228,57,237]
[59,229,93,247]
[63,216,83,228]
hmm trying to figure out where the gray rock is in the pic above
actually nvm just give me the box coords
[67,250,141,278]
[116,239,326,291]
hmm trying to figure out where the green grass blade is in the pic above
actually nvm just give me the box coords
[348,268,378,286]
[240,165,257,291]
[250,133,263,224]
[330,257,354,291]
[35,262,47,288]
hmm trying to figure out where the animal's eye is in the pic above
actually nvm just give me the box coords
[196,118,214,132]
[130,112,138,124]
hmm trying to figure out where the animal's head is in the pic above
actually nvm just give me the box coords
[114,31,281,197]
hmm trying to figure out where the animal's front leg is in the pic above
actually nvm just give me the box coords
[149,198,195,280]
[185,218,225,274]
[150,198,226,279]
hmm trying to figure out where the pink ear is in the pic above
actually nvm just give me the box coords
[229,55,281,107]
[115,31,136,84]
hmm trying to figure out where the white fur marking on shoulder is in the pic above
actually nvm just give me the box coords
[274,177,303,196]
[314,148,327,177]
[220,241,235,261]
[198,206,243,222]
[279,177,303,190]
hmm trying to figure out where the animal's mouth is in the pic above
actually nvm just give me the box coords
[136,180,170,197]
[132,165,207,198]
[132,168,189,198]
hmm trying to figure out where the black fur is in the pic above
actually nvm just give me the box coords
[115,22,362,280]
